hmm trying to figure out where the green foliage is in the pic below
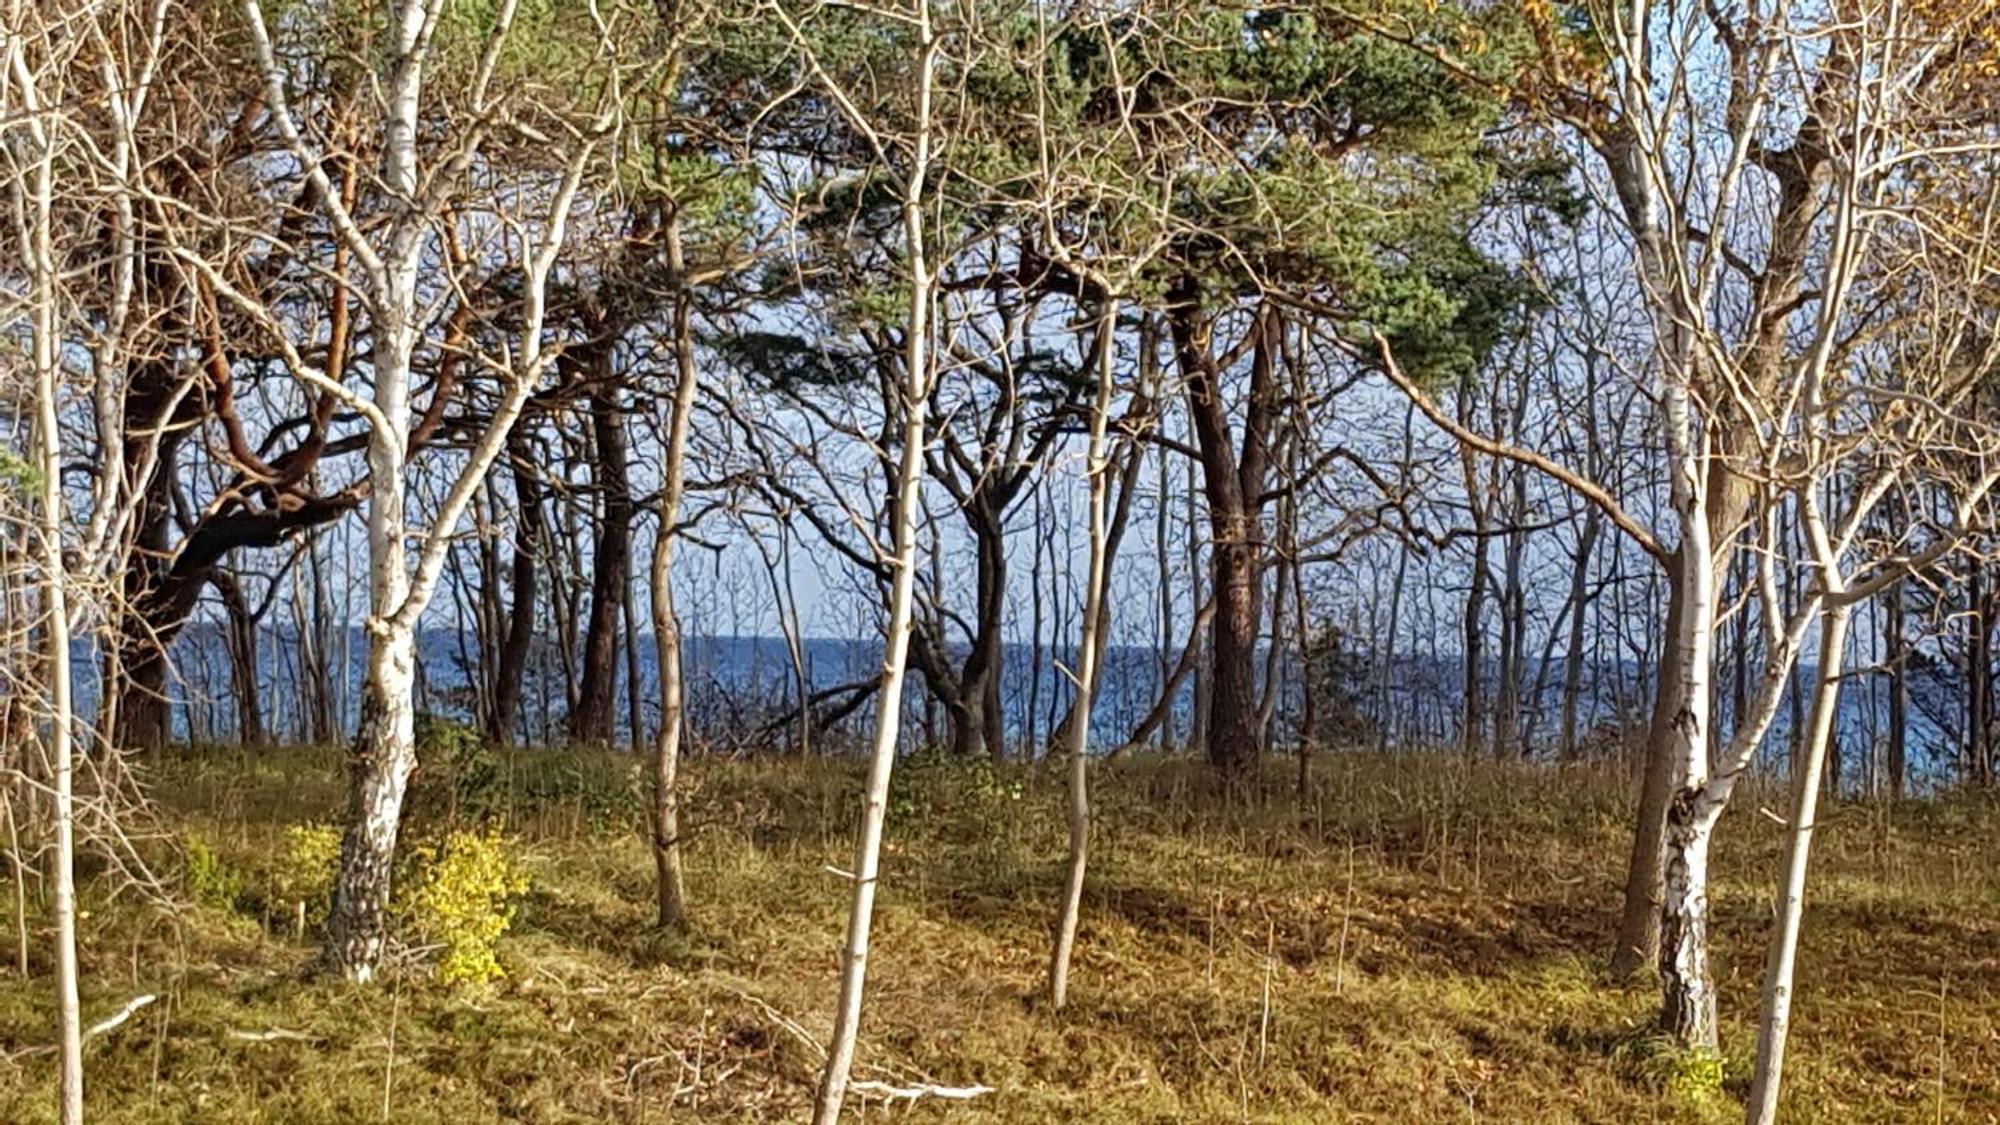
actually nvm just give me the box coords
[0,449,40,495]
[509,750,642,834]
[888,750,1025,827]
[1617,1034,1737,1111]
[413,713,501,826]
[269,823,341,933]
[720,0,1569,400]
[183,833,247,910]
[399,828,531,987]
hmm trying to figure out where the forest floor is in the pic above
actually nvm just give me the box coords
[0,745,1996,1123]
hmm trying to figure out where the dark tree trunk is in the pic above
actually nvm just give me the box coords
[1972,563,1994,786]
[951,503,1008,763]
[572,383,632,747]
[1463,543,1489,756]
[117,646,173,751]
[1458,379,1490,758]
[1171,291,1275,777]
[301,540,339,746]
[1968,564,1984,784]
[112,415,184,750]
[1207,535,1262,774]
[1610,548,1686,980]
[489,430,542,746]
[1558,507,1600,761]
[215,572,266,747]
[1887,579,1906,799]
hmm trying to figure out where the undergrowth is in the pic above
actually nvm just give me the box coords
[0,746,1995,1122]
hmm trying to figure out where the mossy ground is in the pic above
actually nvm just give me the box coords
[0,747,1995,1122]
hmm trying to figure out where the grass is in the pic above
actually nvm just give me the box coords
[0,745,1997,1122]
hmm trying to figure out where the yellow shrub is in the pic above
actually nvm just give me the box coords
[184,833,246,909]
[401,828,530,986]
[271,823,341,934]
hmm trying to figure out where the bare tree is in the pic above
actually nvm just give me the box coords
[757,0,949,1115]
[3,6,85,1112]
[215,0,616,980]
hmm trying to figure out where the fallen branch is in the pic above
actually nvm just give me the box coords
[849,1079,997,1103]
[85,994,156,1041]
[6,993,159,1060]
[227,1027,320,1044]
[729,987,827,1062]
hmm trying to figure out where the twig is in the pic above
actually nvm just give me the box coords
[6,993,157,1060]
[848,1079,996,1103]
[85,993,156,1040]
[381,979,400,1121]
[1257,918,1274,1068]
[227,1027,320,1044]
[730,987,827,1062]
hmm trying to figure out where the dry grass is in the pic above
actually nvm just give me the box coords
[0,746,1996,1122]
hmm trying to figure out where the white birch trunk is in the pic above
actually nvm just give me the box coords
[1048,301,1117,1010]
[325,620,418,981]
[649,225,699,930]
[314,0,429,981]
[1655,372,1721,1049]
[812,6,936,1112]
[1745,601,1851,1124]
[18,60,85,1116]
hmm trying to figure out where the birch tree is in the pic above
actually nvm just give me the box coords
[1048,300,1118,1010]
[2,6,85,1114]
[215,0,619,981]
[1743,42,2000,1110]
[1381,0,2000,1050]
[754,0,947,1115]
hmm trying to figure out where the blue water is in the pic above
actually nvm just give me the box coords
[77,623,1958,787]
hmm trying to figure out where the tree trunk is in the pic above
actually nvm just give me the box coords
[217,572,267,746]
[1155,418,1174,751]
[1050,302,1116,1010]
[117,641,173,750]
[324,623,418,981]
[1173,296,1275,777]
[1654,369,1721,1048]
[1496,465,1528,758]
[302,538,338,745]
[1459,381,1490,758]
[1559,506,1600,761]
[24,105,83,1118]
[650,573,690,929]
[623,572,644,754]
[1887,580,1906,800]
[952,506,1007,763]
[1047,434,1152,756]
[813,26,935,1111]
[1658,791,1721,1049]
[323,279,421,982]
[1184,439,1209,756]
[1257,511,1290,747]
[1972,564,1992,786]
[1746,602,1852,1125]
[573,380,632,746]
[323,178,421,985]
[1610,548,1686,980]
[488,432,541,746]
[101,350,201,750]
[1207,532,1262,775]
[650,227,701,929]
